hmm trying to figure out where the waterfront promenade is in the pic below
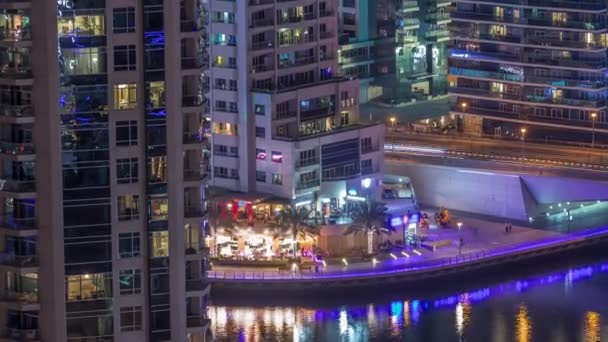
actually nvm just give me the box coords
[208,224,608,287]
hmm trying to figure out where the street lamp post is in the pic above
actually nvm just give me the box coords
[520,128,527,158]
[591,112,597,148]
[457,222,463,256]
[460,103,467,134]
[390,117,396,151]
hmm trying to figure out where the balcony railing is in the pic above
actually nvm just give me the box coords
[278,55,316,69]
[251,40,274,50]
[1,328,39,341]
[181,56,207,70]
[0,253,38,268]
[295,179,320,190]
[184,169,208,182]
[184,206,205,218]
[250,18,274,28]
[276,13,316,25]
[0,179,35,193]
[0,104,32,118]
[249,0,273,5]
[449,67,523,82]
[186,316,211,328]
[0,141,34,155]
[0,288,38,305]
[186,278,209,292]
[182,95,206,107]
[183,132,207,144]
[0,28,31,42]
[295,157,319,168]
[0,215,35,230]
[274,110,297,120]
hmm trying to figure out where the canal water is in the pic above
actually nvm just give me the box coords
[209,258,608,341]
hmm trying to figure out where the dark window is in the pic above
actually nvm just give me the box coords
[118,232,140,258]
[272,173,282,185]
[256,171,266,182]
[116,158,138,184]
[114,45,136,71]
[120,306,143,331]
[119,269,142,295]
[255,126,265,138]
[113,7,136,33]
[116,120,138,146]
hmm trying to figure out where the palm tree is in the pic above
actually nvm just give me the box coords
[343,200,392,254]
[274,205,320,261]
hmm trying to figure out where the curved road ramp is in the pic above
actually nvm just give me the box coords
[209,227,608,295]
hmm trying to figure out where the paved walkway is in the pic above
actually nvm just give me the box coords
[211,211,561,276]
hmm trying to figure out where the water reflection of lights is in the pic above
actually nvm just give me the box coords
[210,262,608,340]
[516,303,532,342]
[584,311,600,342]
[339,309,348,335]
[455,294,471,336]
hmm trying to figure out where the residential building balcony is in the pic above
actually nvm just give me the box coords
[184,169,208,182]
[322,165,360,181]
[0,63,32,80]
[181,55,207,70]
[524,55,606,69]
[0,253,37,268]
[449,67,523,82]
[186,316,211,329]
[449,86,522,101]
[252,64,273,73]
[251,40,274,51]
[0,288,38,306]
[300,106,334,120]
[0,179,35,194]
[399,1,419,12]
[276,13,316,25]
[295,157,319,169]
[0,328,39,341]
[182,95,206,108]
[452,11,607,30]
[184,206,205,218]
[274,110,297,120]
[249,0,273,5]
[295,179,320,191]
[453,0,606,11]
[186,278,209,293]
[0,215,35,232]
[183,132,207,145]
[0,141,34,156]
[0,104,32,120]
[0,28,31,43]
[319,10,333,17]
[362,166,379,175]
[524,95,605,108]
[278,55,316,69]
[250,18,274,28]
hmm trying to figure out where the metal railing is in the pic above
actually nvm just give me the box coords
[0,253,38,267]
[0,142,34,155]
[0,215,35,230]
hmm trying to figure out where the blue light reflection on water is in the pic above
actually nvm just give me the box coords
[210,262,608,341]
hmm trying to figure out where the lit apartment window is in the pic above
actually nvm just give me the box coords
[272,173,283,185]
[116,158,138,184]
[120,306,143,332]
[271,151,282,163]
[148,81,165,108]
[114,83,137,109]
[212,122,238,136]
[58,15,105,37]
[119,269,142,295]
[66,273,111,301]
[118,232,140,258]
[117,194,139,221]
[116,120,138,146]
[256,148,266,160]
[150,231,169,257]
[114,45,136,71]
[113,7,136,33]
[150,198,168,222]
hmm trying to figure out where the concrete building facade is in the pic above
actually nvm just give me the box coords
[0,0,210,341]
[207,0,385,214]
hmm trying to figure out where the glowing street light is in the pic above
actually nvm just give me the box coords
[520,128,527,144]
[457,222,463,231]
[591,112,597,148]
[390,117,396,131]
[460,103,467,133]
